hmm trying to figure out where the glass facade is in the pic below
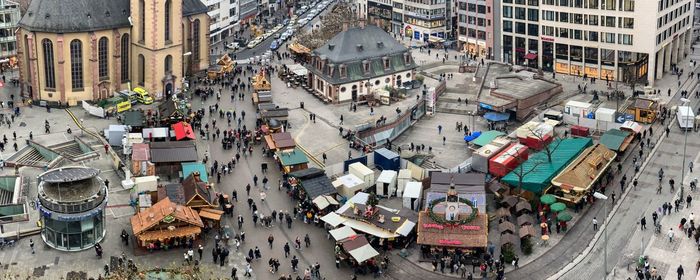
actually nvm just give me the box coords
[42,212,105,251]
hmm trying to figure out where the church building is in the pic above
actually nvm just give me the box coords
[16,0,210,104]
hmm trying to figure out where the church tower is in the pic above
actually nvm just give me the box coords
[131,0,184,99]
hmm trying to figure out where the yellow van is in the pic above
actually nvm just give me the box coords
[132,87,154,104]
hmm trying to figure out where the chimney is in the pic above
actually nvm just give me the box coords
[359,19,366,29]
[342,22,349,32]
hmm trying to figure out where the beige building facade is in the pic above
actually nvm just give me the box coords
[17,0,210,104]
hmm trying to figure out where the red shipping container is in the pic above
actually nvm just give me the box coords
[489,143,530,177]
[519,133,552,150]
[570,125,589,137]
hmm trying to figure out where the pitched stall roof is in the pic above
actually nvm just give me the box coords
[123,111,145,127]
[501,138,593,193]
[149,141,198,163]
[130,197,204,235]
[172,122,196,140]
[181,162,208,182]
[599,129,631,151]
[181,173,214,207]
[551,144,616,191]
[275,148,309,166]
[472,131,506,147]
[158,184,187,205]
[288,168,337,199]
[131,143,150,161]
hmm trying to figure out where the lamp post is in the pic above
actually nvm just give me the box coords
[593,191,609,280]
[680,97,690,199]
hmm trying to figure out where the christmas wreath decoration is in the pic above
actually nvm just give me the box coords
[427,197,479,225]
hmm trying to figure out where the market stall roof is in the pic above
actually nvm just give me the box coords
[264,135,277,150]
[498,221,516,234]
[198,208,223,221]
[158,184,187,204]
[182,173,214,207]
[287,63,309,76]
[321,212,346,227]
[289,168,337,199]
[132,143,150,161]
[519,225,537,238]
[416,211,488,248]
[484,112,510,122]
[501,138,593,193]
[276,148,309,166]
[472,131,506,147]
[517,215,535,226]
[272,132,293,141]
[515,201,532,213]
[123,110,145,127]
[337,192,370,213]
[260,108,289,119]
[142,127,170,139]
[275,139,297,150]
[621,121,642,134]
[500,233,518,246]
[330,226,357,241]
[342,218,399,238]
[340,235,380,263]
[136,226,202,242]
[495,207,511,218]
[599,129,631,152]
[403,182,422,199]
[181,162,209,183]
[632,98,657,110]
[149,141,198,163]
[130,197,204,235]
[395,220,416,236]
[172,122,196,141]
[551,144,616,191]
[313,195,339,210]
[337,203,416,238]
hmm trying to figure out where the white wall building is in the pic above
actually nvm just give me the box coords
[204,0,241,44]
[304,23,417,103]
[502,0,693,87]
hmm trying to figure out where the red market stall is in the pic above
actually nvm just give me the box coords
[570,125,589,137]
[489,143,529,177]
[515,121,553,150]
[172,122,196,141]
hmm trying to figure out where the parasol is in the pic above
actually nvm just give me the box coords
[557,211,573,222]
[550,202,567,212]
[539,194,557,205]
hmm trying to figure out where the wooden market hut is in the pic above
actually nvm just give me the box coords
[517,215,534,227]
[548,144,616,205]
[416,211,488,254]
[626,98,658,124]
[275,148,309,174]
[519,225,537,239]
[158,100,185,123]
[180,172,216,208]
[253,69,272,92]
[149,141,198,176]
[498,221,516,235]
[130,197,204,249]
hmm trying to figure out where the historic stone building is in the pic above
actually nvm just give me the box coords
[16,0,210,103]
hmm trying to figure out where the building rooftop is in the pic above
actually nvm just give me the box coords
[38,167,104,203]
[478,64,559,108]
[313,24,408,63]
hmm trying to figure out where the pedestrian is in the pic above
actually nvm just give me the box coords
[668,228,675,242]
[611,192,616,204]
[690,161,694,173]
[593,217,598,231]
[284,242,290,258]
[677,265,684,280]
[442,136,446,145]
[268,234,274,249]
[198,244,203,260]
[633,178,638,190]
[231,267,237,279]
[304,234,311,248]
[641,216,647,230]
[322,153,327,163]
[438,124,442,134]
[687,196,693,208]
[29,239,34,254]
[339,115,344,125]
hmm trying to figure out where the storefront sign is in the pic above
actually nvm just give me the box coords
[423,223,445,230]
[438,239,462,245]
[461,225,481,230]
[423,224,481,231]
[541,36,555,42]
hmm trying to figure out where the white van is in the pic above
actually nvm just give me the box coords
[677,105,695,130]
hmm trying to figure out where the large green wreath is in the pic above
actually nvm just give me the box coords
[428,197,479,225]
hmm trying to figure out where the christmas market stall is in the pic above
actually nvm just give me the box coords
[416,185,488,257]
[149,141,198,176]
[130,197,204,250]
[287,167,337,203]
[546,143,616,205]
[337,234,380,265]
[274,148,309,174]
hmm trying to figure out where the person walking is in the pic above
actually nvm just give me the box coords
[668,228,675,242]
[690,161,694,173]
[267,234,274,249]
[677,265,684,280]
[198,244,204,260]
[438,125,443,134]
[284,242,290,258]
[29,239,34,254]
[593,217,598,231]
[339,115,344,125]
[640,217,647,230]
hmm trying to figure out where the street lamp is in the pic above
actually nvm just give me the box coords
[593,191,609,280]
[680,97,691,199]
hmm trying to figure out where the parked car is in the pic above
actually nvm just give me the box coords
[226,42,240,50]
[270,40,280,50]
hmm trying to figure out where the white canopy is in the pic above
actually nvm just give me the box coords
[403,182,422,199]
[321,212,347,227]
[288,64,308,76]
[313,195,339,210]
[395,220,416,237]
[348,243,380,263]
[336,192,370,214]
[329,226,357,241]
[341,218,399,239]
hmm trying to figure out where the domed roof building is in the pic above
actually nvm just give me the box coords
[17,0,210,104]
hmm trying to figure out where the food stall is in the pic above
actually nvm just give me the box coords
[333,174,367,199]
[252,70,272,93]
[489,143,529,177]
[472,137,511,173]
[275,148,309,174]
[130,197,204,249]
[547,144,616,205]
[207,54,235,79]
[515,121,554,150]
[375,170,398,197]
[599,129,633,153]
[626,98,658,124]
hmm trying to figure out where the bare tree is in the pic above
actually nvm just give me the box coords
[528,126,562,163]
[503,145,542,195]
[295,3,357,50]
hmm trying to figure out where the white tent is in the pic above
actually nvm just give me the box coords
[312,195,339,210]
[333,174,366,198]
[321,212,347,227]
[348,243,379,263]
[329,226,356,241]
[402,182,423,210]
[341,219,399,239]
[287,64,308,76]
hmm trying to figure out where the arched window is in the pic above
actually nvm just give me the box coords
[98,37,109,80]
[42,39,55,89]
[138,54,145,86]
[193,19,200,61]
[164,0,171,42]
[139,0,145,43]
[70,39,83,90]
[121,34,129,82]
[164,55,172,74]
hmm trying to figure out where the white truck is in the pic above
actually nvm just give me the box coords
[677,105,695,131]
